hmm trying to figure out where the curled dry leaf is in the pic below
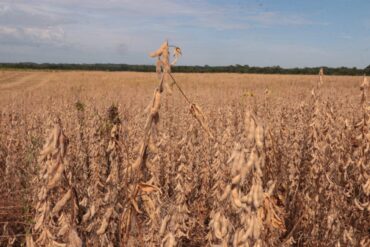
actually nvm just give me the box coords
[52,189,72,215]
[171,47,182,65]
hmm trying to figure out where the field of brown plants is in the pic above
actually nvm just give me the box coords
[0,58,369,246]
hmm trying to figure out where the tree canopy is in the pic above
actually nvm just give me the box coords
[0,63,368,75]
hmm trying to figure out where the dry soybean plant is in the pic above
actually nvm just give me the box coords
[29,118,81,247]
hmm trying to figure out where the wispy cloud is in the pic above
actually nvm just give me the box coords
[0,3,10,14]
[0,2,76,27]
[247,11,316,26]
[339,33,352,40]
[1,0,317,31]
[0,25,67,47]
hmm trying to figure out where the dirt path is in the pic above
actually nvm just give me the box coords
[0,72,54,91]
[0,72,26,85]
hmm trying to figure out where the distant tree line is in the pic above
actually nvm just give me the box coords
[1,63,369,75]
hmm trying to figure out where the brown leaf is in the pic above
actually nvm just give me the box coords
[138,182,160,193]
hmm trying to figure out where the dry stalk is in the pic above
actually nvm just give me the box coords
[29,118,82,247]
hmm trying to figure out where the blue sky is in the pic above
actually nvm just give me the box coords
[0,0,369,67]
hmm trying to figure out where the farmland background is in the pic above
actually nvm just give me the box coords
[0,70,369,246]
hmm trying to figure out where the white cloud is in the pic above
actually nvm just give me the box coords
[24,27,65,42]
[339,34,352,40]
[247,12,315,26]
[0,2,77,27]
[0,26,18,35]
[0,26,66,46]
[0,3,10,14]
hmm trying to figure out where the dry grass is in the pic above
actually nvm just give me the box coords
[0,50,369,246]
